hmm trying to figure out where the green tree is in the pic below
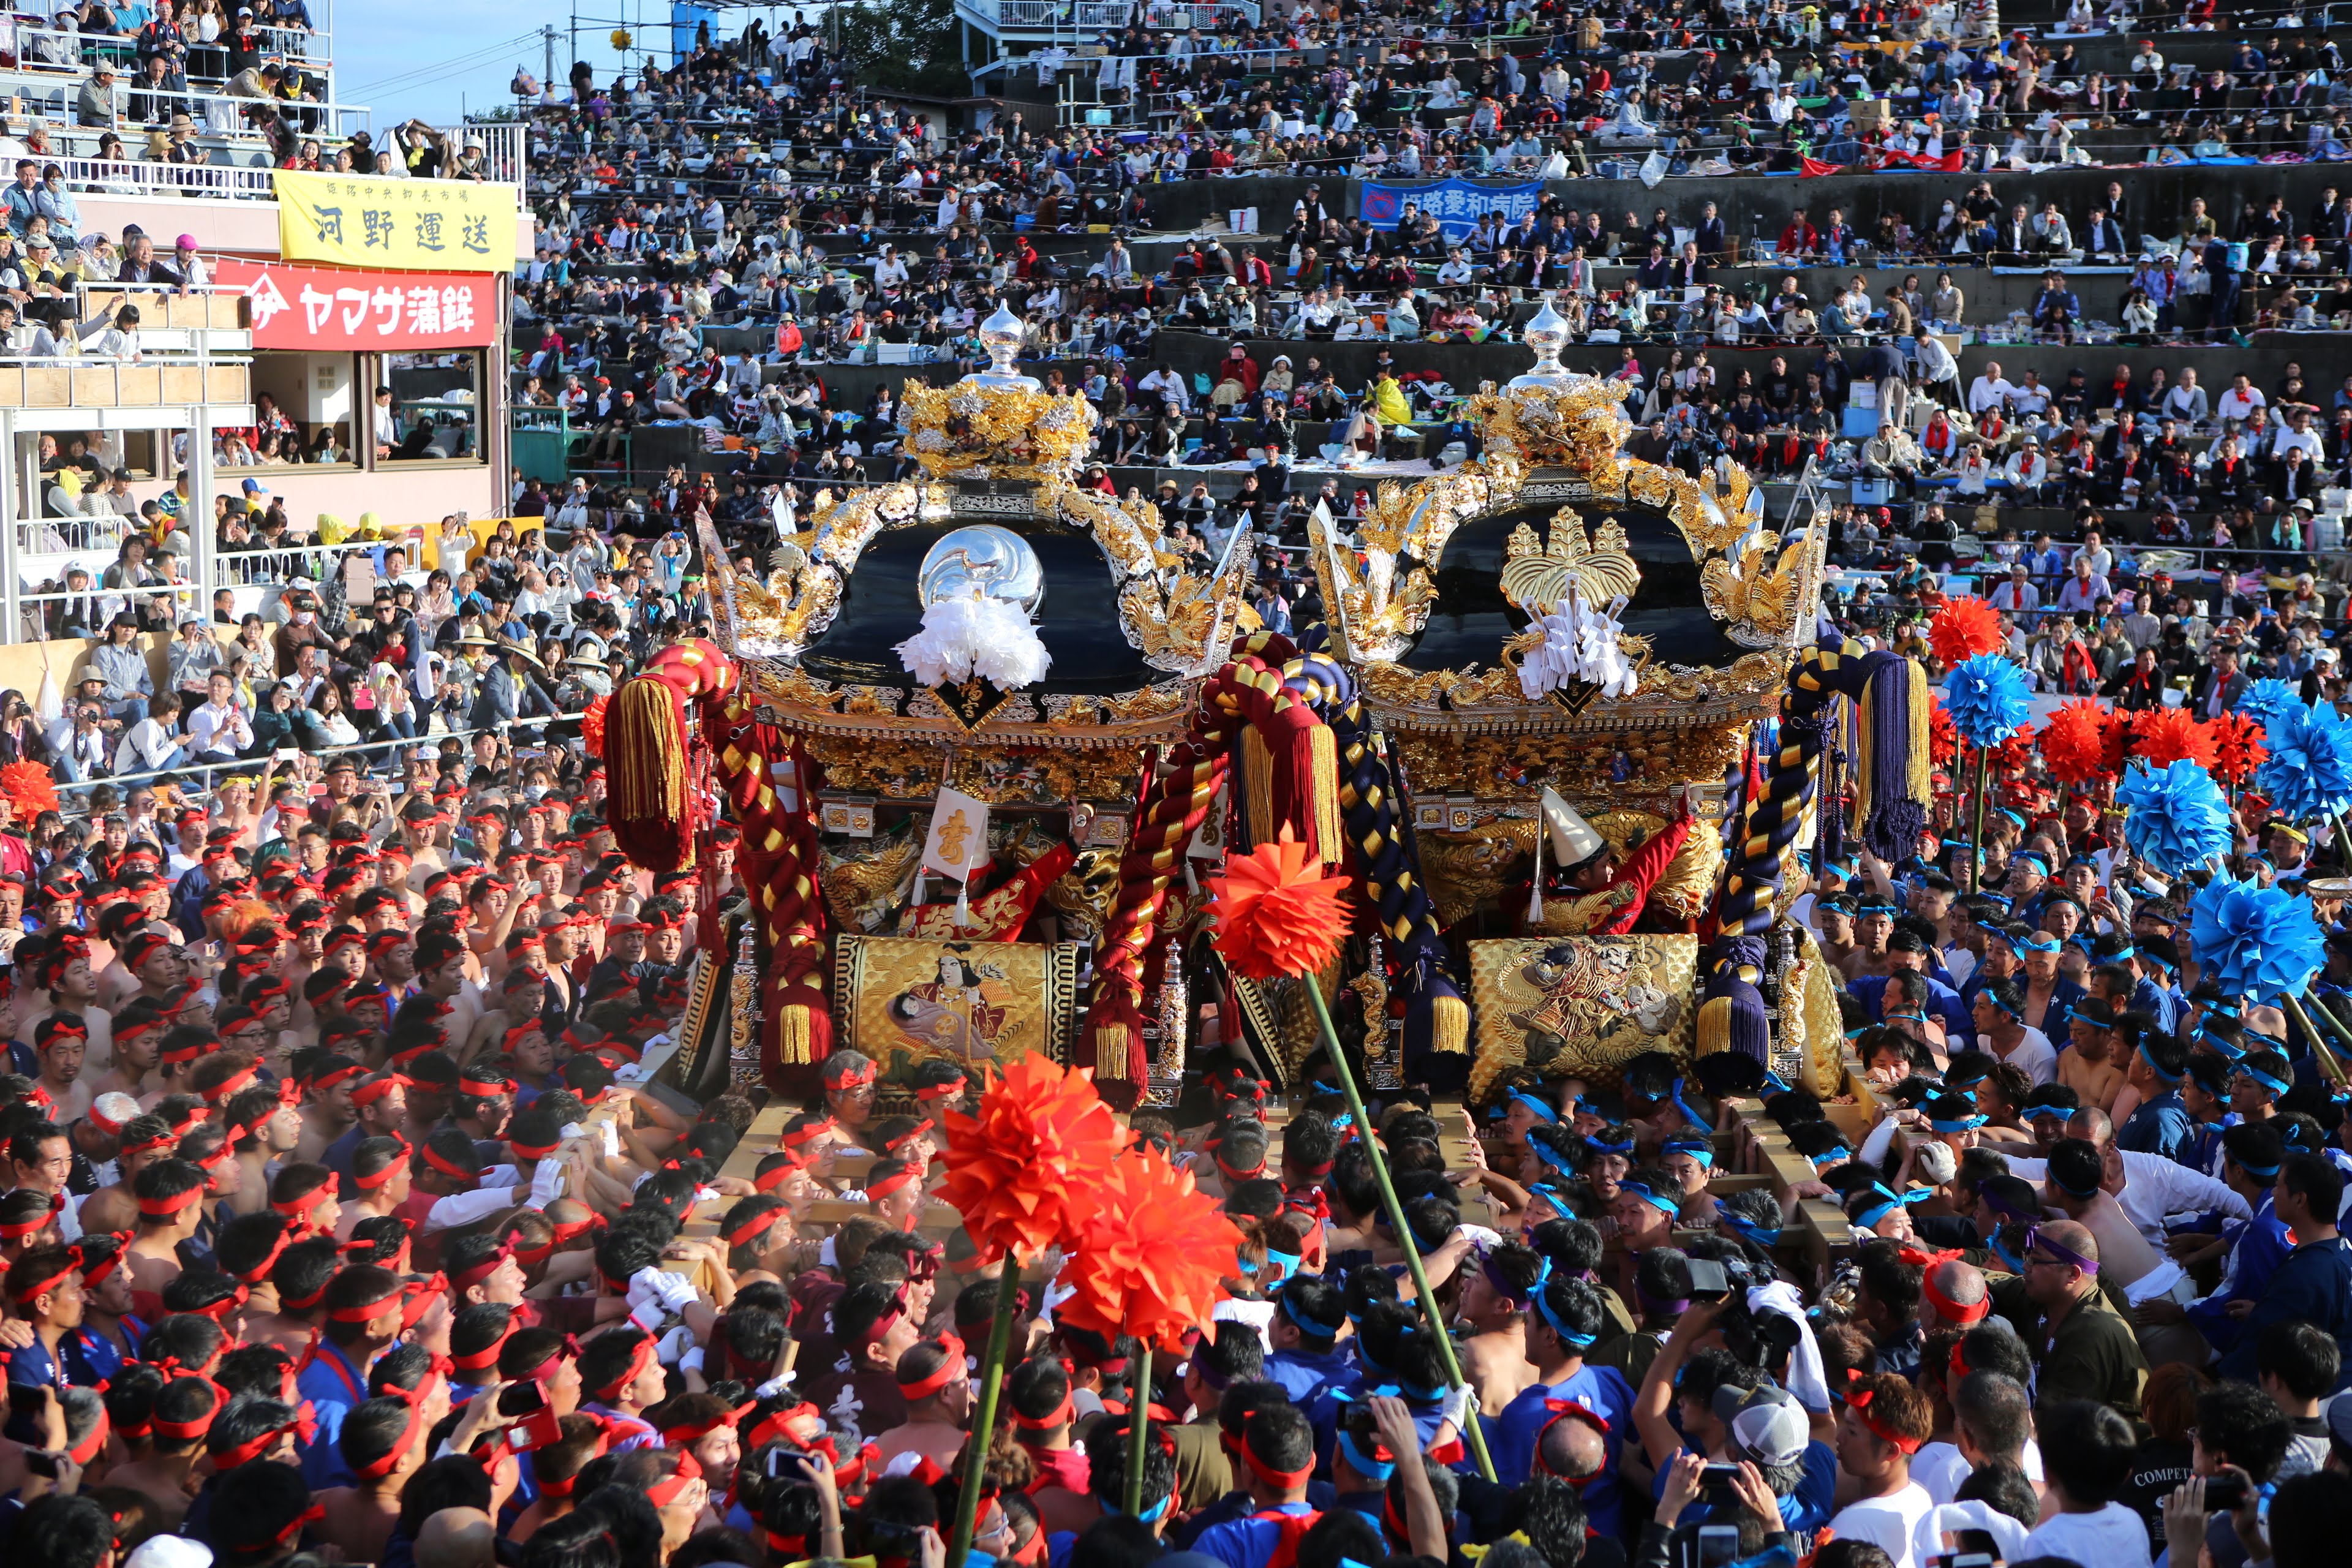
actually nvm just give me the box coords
[833,0,967,96]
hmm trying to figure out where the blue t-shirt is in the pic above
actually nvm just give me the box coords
[1491,1363,1639,1537]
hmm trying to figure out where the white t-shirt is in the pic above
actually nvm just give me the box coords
[1987,1025,2058,1085]
[2019,1502,2154,1568]
[1825,1483,1939,1568]
[1912,1438,2046,1505]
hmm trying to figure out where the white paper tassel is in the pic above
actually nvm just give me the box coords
[912,870,928,907]
[952,876,972,927]
[1526,812,1545,924]
[895,595,1053,690]
[1185,860,1200,896]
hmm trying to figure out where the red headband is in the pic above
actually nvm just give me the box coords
[273,1182,334,1234]
[1841,1377,1924,1455]
[86,1099,129,1137]
[1010,1392,1074,1431]
[451,1321,516,1373]
[511,1333,581,1387]
[80,1231,132,1287]
[151,1379,229,1441]
[591,1333,658,1401]
[914,1079,967,1103]
[187,1283,249,1323]
[326,1276,405,1324]
[138,1185,206,1223]
[540,1419,616,1498]
[826,1060,876,1088]
[867,1167,920,1203]
[1923,1273,1990,1325]
[1238,1437,1314,1491]
[645,1450,704,1508]
[725,1205,784,1250]
[663,1400,755,1446]
[509,1134,560,1161]
[214,1400,318,1468]
[742,1403,821,1452]
[885,1119,935,1153]
[232,1226,295,1284]
[10,1245,77,1305]
[897,1335,968,1401]
[451,1240,516,1290]
[350,1074,409,1109]
[1,1192,64,1241]
[753,1155,807,1193]
[354,1400,424,1480]
[456,1075,507,1098]
[353,1139,413,1192]
[308,1061,365,1093]
[422,1144,479,1185]
[782,1117,837,1149]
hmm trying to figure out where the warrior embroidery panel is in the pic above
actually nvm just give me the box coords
[1466,935,1700,1104]
[832,934,1084,1072]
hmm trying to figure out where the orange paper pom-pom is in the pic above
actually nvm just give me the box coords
[935,1055,1126,1261]
[1057,1144,1239,1352]
[2128,707,2217,769]
[582,693,610,760]
[1929,597,2005,667]
[1988,728,2035,775]
[1205,827,1353,982]
[0,760,59,818]
[2037,699,2116,786]
[2211,711,2269,786]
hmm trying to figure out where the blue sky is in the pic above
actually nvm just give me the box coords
[340,0,759,124]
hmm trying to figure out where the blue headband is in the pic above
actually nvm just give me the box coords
[1528,1136,1574,1173]
[2108,946,2138,961]
[1335,1432,1396,1483]
[1627,1183,1682,1219]
[1528,1182,1572,1213]
[1664,1137,1716,1167]
[1929,1110,1989,1133]
[1722,1212,1782,1247]
[1997,810,2026,831]
[2138,1043,2183,1084]
[2239,1065,2292,1098]
[1585,1133,1635,1156]
[1853,1187,1932,1231]
[1509,1090,1560,1126]
[2201,1028,2247,1061]
[2018,935,2060,953]
[1809,1147,1852,1167]
[1762,1071,1793,1095]
[1858,902,1898,916]
[1265,1250,1302,1282]
[2236,1156,2283,1178]
[1531,1281,1597,1348]
[1669,1076,1711,1133]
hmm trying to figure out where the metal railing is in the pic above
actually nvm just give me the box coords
[62,708,589,801]
[440,121,527,190]
[0,17,331,78]
[54,152,276,198]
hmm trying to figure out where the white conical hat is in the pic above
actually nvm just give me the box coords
[1541,786,1605,865]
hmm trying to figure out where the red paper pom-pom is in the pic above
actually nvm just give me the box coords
[1928,597,2005,667]
[1057,1144,1238,1352]
[581,693,610,760]
[0,761,60,819]
[2128,707,2217,769]
[936,1055,1127,1261]
[1205,827,1353,983]
[2211,711,2269,786]
[2037,699,2116,786]
[1929,694,1959,769]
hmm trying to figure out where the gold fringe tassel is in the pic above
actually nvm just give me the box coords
[775,1001,815,1065]
[1310,723,1343,866]
[1094,1021,1131,1080]
[1849,687,1872,841]
[1904,659,1933,810]
[1696,994,1729,1057]
[1431,993,1469,1054]
[610,679,688,828]
[1242,727,1275,852]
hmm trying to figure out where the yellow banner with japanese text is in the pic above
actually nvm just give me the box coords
[273,170,518,274]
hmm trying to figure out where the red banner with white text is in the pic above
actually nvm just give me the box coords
[214,259,499,350]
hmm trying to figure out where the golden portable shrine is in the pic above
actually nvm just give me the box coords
[611,303,1913,1112]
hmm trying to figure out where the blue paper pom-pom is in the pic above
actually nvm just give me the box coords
[1942,654,2033,749]
[2190,876,2325,1006]
[2258,699,2352,826]
[2239,679,2301,729]
[2116,760,2233,875]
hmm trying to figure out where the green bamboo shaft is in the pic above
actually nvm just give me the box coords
[1303,981,1499,1482]
[1124,1336,1152,1515]
[1970,747,1989,895]
[946,1249,1022,1567]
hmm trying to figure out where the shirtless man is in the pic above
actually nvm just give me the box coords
[2057,997,2129,1114]
[1453,1242,1540,1418]
[15,935,111,1079]
[1838,899,1896,983]
[123,1158,208,1321]
[295,1058,364,1164]
[29,1013,92,1125]
[1813,894,1860,973]
[77,1113,173,1237]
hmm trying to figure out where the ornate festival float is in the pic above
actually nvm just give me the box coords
[607,301,1913,1113]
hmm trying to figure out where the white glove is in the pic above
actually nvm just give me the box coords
[483,1164,522,1190]
[629,1298,667,1334]
[654,1270,700,1313]
[559,1121,586,1142]
[528,1157,563,1210]
[1439,1382,1473,1431]
[655,1324,698,1365]
[681,1346,707,1375]
[755,1371,794,1398]
[614,1060,651,1086]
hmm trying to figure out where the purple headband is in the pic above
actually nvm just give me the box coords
[2024,1224,2099,1275]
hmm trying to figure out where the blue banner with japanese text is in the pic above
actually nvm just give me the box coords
[1359,179,1544,241]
